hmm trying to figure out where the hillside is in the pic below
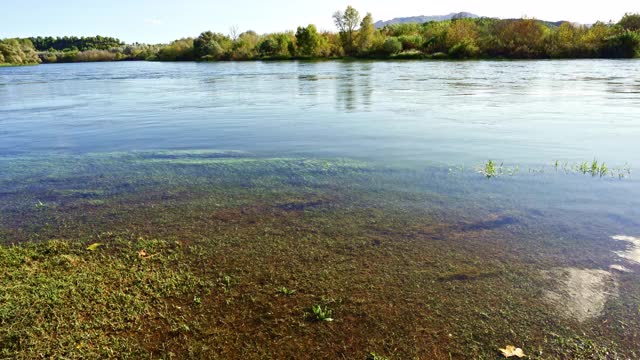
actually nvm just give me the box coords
[374,12,479,28]
[374,12,572,29]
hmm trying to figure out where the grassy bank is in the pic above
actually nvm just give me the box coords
[1,152,639,359]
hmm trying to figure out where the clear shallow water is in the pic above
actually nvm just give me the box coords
[2,61,640,357]
[1,60,640,167]
[1,60,640,233]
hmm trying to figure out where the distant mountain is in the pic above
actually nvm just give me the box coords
[374,12,479,28]
[374,12,575,29]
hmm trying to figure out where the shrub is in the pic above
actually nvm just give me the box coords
[449,39,480,58]
[73,50,118,62]
[382,37,403,55]
[397,34,423,50]
[602,30,640,58]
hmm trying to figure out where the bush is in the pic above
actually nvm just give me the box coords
[382,37,403,55]
[602,30,640,58]
[73,50,118,62]
[397,35,423,50]
[194,32,230,59]
[156,39,195,61]
[448,39,480,58]
[41,53,58,63]
[0,38,40,65]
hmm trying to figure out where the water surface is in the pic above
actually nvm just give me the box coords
[2,60,639,166]
[1,60,640,358]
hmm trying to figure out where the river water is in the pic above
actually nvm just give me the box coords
[1,60,640,357]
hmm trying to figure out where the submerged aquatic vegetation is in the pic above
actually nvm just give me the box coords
[277,286,296,296]
[599,162,608,177]
[0,238,215,358]
[478,160,519,178]
[483,160,498,178]
[573,159,622,178]
[366,352,390,360]
[310,304,334,322]
[86,242,103,251]
[0,151,638,358]
[477,159,630,179]
[591,159,599,176]
[579,161,590,174]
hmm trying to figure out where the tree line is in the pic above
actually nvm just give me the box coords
[156,9,640,61]
[2,7,640,66]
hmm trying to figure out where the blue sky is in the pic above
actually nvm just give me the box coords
[2,0,639,44]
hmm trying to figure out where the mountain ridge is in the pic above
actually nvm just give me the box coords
[374,12,573,29]
[374,12,479,28]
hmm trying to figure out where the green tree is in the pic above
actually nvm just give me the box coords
[157,38,195,61]
[230,31,259,60]
[581,22,612,56]
[382,37,403,55]
[602,30,640,58]
[421,21,452,54]
[544,22,587,58]
[28,36,122,51]
[357,13,375,55]
[333,6,361,54]
[295,25,321,56]
[258,32,295,57]
[618,13,640,31]
[194,32,232,60]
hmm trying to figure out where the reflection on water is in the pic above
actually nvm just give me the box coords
[1,60,640,167]
[334,62,373,111]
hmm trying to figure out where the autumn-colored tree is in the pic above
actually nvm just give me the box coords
[544,23,587,58]
[446,19,480,57]
[0,38,41,65]
[421,21,451,54]
[493,19,547,58]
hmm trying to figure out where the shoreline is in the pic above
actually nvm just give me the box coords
[3,56,638,68]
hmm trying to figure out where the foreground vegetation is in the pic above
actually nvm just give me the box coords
[1,151,639,358]
[1,8,639,66]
